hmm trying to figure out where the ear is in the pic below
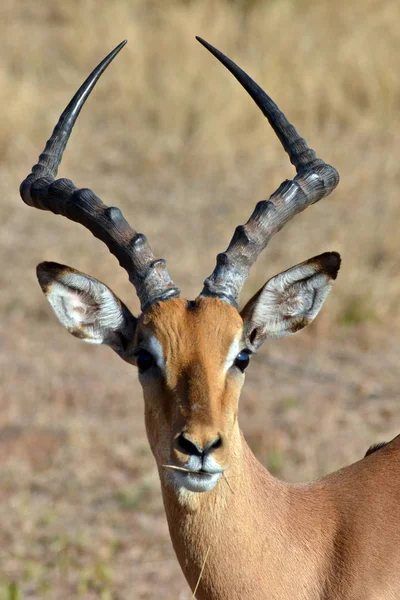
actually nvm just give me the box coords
[241,252,341,351]
[37,262,137,361]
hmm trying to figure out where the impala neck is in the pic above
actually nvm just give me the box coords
[158,427,294,599]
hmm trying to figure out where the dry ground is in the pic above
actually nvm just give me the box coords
[0,0,400,598]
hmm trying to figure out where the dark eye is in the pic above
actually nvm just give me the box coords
[135,349,155,373]
[234,350,251,372]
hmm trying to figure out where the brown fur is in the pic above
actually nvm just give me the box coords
[137,297,243,471]
[133,297,400,600]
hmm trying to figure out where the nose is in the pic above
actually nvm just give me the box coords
[175,432,222,457]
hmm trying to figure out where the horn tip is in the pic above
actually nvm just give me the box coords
[195,36,211,50]
[114,40,128,54]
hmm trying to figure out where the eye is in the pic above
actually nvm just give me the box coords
[234,350,251,372]
[135,349,155,373]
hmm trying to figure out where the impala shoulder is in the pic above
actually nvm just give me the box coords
[363,434,400,459]
[364,442,388,458]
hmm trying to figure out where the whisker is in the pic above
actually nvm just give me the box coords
[162,464,198,474]
[222,472,234,494]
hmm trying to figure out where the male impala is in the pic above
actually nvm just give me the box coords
[21,39,400,599]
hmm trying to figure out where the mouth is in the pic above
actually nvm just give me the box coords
[163,465,223,493]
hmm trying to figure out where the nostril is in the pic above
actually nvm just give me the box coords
[175,433,202,457]
[175,433,223,457]
[204,435,223,455]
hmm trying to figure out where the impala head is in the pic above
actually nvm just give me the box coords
[21,38,340,495]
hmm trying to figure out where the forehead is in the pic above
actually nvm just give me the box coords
[137,297,243,361]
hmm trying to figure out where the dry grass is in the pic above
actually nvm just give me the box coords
[0,0,400,597]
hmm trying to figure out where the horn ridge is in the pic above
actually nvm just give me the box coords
[196,37,339,306]
[195,36,319,171]
[20,41,180,311]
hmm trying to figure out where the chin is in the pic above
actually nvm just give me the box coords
[171,470,222,493]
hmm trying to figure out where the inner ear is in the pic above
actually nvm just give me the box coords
[241,252,340,351]
[37,261,137,360]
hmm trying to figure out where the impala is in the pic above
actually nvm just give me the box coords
[21,39,400,600]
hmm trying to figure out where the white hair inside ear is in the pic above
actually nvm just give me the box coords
[241,252,340,351]
[37,262,136,359]
[48,275,124,342]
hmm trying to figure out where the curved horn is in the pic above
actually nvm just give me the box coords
[196,37,339,308]
[20,41,180,311]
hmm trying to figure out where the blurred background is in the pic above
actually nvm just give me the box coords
[0,0,399,597]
